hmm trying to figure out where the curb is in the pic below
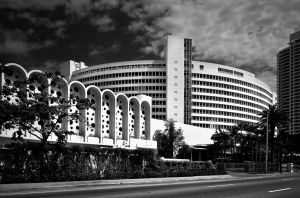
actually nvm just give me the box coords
[0,173,296,196]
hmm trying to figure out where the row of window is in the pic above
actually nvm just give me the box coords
[79,71,167,82]
[218,68,244,77]
[108,86,166,93]
[192,80,271,102]
[191,109,259,121]
[152,115,166,120]
[192,73,272,97]
[192,87,269,106]
[192,95,266,110]
[192,123,236,129]
[192,116,255,124]
[152,108,166,112]
[72,64,166,78]
[152,100,166,106]
[84,78,166,86]
[191,102,263,115]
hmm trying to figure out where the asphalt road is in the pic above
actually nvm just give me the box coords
[3,174,300,198]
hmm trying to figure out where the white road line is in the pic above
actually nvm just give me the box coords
[208,184,235,188]
[268,188,291,193]
[282,178,294,181]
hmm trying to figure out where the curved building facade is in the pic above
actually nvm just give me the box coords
[61,36,275,130]
[1,63,156,149]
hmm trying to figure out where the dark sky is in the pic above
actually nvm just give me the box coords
[1,0,300,91]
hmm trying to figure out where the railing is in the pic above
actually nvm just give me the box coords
[216,162,280,173]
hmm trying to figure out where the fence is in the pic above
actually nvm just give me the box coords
[216,162,279,173]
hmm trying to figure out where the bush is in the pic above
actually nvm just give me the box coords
[0,142,225,183]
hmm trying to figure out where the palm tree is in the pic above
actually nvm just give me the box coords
[211,128,230,159]
[258,104,289,162]
[154,119,185,158]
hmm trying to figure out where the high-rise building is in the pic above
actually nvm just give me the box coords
[277,31,300,134]
[62,35,276,130]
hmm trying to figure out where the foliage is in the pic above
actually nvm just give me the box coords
[211,122,267,162]
[0,142,223,183]
[154,119,185,158]
[176,143,191,159]
[0,65,94,145]
[258,104,289,161]
[211,128,230,159]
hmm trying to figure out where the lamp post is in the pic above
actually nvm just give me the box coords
[265,112,269,173]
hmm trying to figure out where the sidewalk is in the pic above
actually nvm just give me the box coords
[0,172,296,196]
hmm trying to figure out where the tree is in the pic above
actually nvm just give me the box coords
[177,143,191,159]
[154,119,185,158]
[211,128,230,160]
[258,104,289,162]
[211,122,265,162]
[0,66,94,147]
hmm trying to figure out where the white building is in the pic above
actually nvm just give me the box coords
[0,63,157,149]
[63,35,276,132]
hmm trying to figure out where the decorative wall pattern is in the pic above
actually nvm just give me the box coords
[1,63,153,146]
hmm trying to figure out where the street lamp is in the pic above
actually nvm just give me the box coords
[265,112,269,173]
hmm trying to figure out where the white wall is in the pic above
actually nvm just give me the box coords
[151,119,214,146]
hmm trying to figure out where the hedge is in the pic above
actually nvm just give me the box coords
[0,142,225,183]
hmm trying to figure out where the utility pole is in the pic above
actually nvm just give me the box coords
[265,112,269,173]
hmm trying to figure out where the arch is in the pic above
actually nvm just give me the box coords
[2,63,27,104]
[27,69,43,77]
[69,81,86,98]
[101,90,116,142]
[141,101,151,140]
[68,81,87,137]
[86,86,102,139]
[3,63,27,84]
[27,71,49,96]
[128,97,141,139]
[49,78,68,98]
[116,93,129,141]
[4,63,28,78]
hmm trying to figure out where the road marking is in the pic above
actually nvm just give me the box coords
[282,178,294,181]
[208,184,235,188]
[268,188,291,193]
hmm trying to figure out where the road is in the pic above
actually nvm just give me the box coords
[2,174,300,198]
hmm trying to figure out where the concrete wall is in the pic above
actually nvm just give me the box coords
[151,119,214,146]
[0,63,156,149]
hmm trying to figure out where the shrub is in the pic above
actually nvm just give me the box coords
[0,142,225,183]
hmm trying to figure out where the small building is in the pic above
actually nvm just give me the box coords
[0,63,157,150]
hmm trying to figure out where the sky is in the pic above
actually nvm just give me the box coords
[1,0,300,91]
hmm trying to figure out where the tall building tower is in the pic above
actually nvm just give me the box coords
[277,31,300,134]
[165,35,193,123]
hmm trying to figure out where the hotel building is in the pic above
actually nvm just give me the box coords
[61,35,276,130]
[277,31,300,134]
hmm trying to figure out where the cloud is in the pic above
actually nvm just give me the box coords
[122,0,300,90]
[256,70,277,92]
[0,29,42,55]
[90,15,115,32]
[88,43,120,57]
[0,0,67,10]
[17,12,67,38]
[43,60,61,72]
